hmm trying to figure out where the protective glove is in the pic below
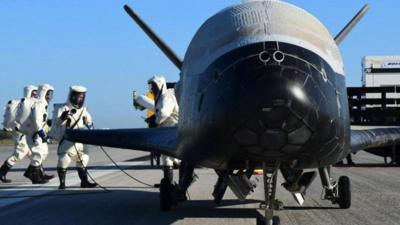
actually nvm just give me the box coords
[2,127,14,132]
[37,129,50,143]
[82,116,94,130]
[46,119,52,127]
[60,110,70,121]
[145,115,157,128]
[134,101,145,111]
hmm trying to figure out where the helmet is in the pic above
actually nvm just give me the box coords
[68,85,87,108]
[38,84,55,103]
[23,85,38,99]
[147,75,166,99]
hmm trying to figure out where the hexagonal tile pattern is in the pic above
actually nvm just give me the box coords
[260,129,287,150]
[234,127,258,146]
[288,125,312,145]
[246,146,264,154]
[281,145,303,154]
[245,118,265,133]
[303,110,319,131]
[262,107,289,129]
[282,114,303,133]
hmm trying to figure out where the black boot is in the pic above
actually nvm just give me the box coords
[40,164,55,180]
[212,170,230,205]
[23,165,33,180]
[31,165,49,184]
[77,167,97,188]
[57,167,67,189]
[163,166,174,184]
[161,166,177,207]
[174,163,196,202]
[0,161,12,183]
[347,154,354,165]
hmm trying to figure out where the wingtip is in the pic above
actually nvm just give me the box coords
[123,4,131,12]
[362,3,370,12]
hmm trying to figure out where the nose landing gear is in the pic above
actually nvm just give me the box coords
[256,161,281,225]
[319,166,351,209]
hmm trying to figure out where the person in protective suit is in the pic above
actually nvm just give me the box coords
[55,85,97,189]
[17,84,55,184]
[148,75,195,202]
[0,85,38,183]
[134,89,160,165]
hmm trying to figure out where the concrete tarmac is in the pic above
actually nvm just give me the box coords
[0,144,399,225]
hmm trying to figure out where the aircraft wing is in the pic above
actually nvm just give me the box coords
[64,127,179,158]
[350,127,400,153]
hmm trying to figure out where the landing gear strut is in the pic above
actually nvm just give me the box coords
[318,166,351,209]
[160,166,176,211]
[159,178,175,211]
[257,162,281,225]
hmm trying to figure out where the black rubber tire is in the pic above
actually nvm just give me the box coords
[273,216,280,225]
[338,176,351,209]
[160,178,172,211]
[256,216,264,225]
[395,150,400,165]
[256,216,280,225]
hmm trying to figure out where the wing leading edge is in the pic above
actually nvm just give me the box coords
[350,127,400,153]
[64,127,179,158]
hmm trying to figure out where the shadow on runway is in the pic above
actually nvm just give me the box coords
[334,163,400,168]
[8,165,162,172]
[0,185,156,190]
[0,189,270,225]
[0,187,352,225]
[283,206,339,210]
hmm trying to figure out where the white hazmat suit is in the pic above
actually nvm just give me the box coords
[148,76,179,167]
[56,86,92,169]
[0,85,38,183]
[6,85,38,166]
[14,84,55,184]
[54,85,97,189]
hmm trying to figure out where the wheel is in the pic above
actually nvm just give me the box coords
[160,178,172,211]
[256,216,280,225]
[272,216,280,225]
[395,150,400,165]
[338,176,351,209]
[256,216,263,225]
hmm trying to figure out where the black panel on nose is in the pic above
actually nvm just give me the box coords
[180,42,349,169]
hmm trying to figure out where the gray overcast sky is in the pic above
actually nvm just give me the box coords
[1,0,399,128]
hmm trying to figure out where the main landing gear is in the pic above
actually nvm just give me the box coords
[159,177,177,211]
[256,161,281,225]
[319,166,351,209]
[159,164,197,211]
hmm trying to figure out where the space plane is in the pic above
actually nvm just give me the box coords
[65,1,400,224]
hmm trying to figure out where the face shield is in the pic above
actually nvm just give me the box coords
[69,91,86,108]
[148,81,162,98]
[31,90,39,99]
[45,90,54,103]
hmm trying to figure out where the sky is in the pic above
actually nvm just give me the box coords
[1,0,399,128]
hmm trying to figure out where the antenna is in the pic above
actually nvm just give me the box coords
[123,5,183,71]
[334,4,370,45]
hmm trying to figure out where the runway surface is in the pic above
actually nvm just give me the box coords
[0,144,399,225]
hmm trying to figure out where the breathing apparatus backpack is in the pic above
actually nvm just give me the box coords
[13,98,38,135]
[2,99,23,131]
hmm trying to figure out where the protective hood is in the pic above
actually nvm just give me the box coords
[38,84,55,102]
[68,85,87,109]
[23,85,38,98]
[148,75,167,101]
